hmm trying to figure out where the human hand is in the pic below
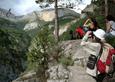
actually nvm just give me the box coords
[86,31,92,35]
[87,31,93,38]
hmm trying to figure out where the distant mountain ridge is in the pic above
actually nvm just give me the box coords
[0,7,80,30]
[23,8,80,30]
[0,8,16,19]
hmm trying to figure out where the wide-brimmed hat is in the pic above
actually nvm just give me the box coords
[93,29,105,40]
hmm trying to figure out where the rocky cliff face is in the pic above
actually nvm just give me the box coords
[0,8,79,30]
[0,8,16,19]
[39,8,79,22]
[23,8,79,31]
[12,40,96,82]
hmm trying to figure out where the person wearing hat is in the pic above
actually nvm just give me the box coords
[105,15,115,37]
[81,29,106,46]
[81,29,114,82]
[80,29,106,61]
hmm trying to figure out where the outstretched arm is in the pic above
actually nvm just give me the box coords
[83,18,92,27]
[80,31,92,45]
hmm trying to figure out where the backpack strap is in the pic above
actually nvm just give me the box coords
[106,49,115,77]
[96,45,103,75]
[106,49,115,66]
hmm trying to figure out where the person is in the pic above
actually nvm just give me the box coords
[83,18,100,40]
[81,29,105,78]
[75,18,99,39]
[105,15,115,37]
[81,29,106,58]
[81,29,114,82]
[83,18,99,32]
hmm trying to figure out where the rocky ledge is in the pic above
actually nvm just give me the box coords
[12,40,96,82]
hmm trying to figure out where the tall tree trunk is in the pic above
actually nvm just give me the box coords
[54,0,59,41]
[105,0,108,16]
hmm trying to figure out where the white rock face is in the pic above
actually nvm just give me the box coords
[47,64,69,82]
[61,40,96,82]
[39,8,78,22]
[23,8,79,31]
[68,66,96,82]
[24,22,38,30]
[39,10,55,22]
[82,4,98,13]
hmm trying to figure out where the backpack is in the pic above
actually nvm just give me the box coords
[106,49,115,77]
[96,49,115,82]
[106,49,115,66]
[102,55,115,82]
[75,26,85,39]
[97,44,114,74]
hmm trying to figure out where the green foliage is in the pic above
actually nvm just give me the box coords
[59,30,71,41]
[27,27,65,81]
[59,18,75,26]
[0,17,27,29]
[92,0,104,6]
[1,27,30,52]
[60,18,86,40]
[0,27,30,62]
[27,27,57,70]
[0,27,30,81]
[15,20,28,29]
[70,18,86,31]
[0,17,15,26]
[92,0,115,17]
[95,15,106,30]
[105,36,115,48]
[27,17,76,40]
[26,27,41,38]
[0,17,17,28]
[58,54,74,67]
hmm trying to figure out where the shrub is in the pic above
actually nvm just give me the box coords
[58,54,74,67]
[105,36,115,48]
[0,28,30,81]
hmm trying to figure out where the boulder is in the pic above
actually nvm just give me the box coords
[47,64,69,82]
[62,40,97,82]
[68,66,96,82]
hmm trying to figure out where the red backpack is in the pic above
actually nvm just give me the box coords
[75,26,85,38]
[106,49,115,66]
[97,49,115,73]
